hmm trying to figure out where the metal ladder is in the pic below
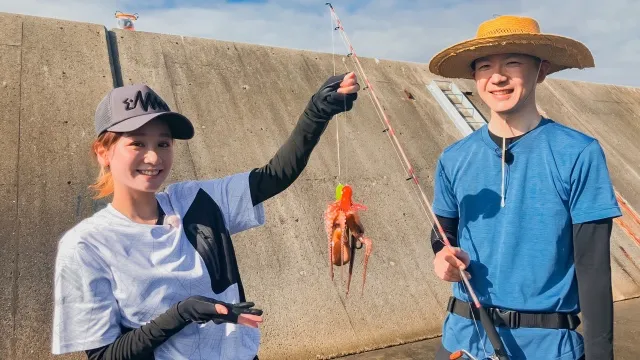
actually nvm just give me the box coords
[426,79,487,137]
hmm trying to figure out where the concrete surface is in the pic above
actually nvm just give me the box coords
[0,12,22,360]
[0,12,116,360]
[0,11,639,360]
[338,296,640,360]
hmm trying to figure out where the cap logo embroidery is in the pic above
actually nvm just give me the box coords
[123,90,170,112]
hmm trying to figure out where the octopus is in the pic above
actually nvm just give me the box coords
[324,184,372,296]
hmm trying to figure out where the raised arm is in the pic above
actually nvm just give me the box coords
[249,72,359,206]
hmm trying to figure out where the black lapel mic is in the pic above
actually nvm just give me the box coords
[503,149,515,165]
[494,147,515,165]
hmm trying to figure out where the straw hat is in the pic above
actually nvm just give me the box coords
[428,15,594,79]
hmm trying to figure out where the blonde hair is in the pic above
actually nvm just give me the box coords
[88,132,122,199]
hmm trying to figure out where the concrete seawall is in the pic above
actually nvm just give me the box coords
[1,12,639,360]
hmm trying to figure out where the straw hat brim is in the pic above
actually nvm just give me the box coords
[429,33,594,79]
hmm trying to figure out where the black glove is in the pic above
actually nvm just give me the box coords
[308,73,359,118]
[176,295,263,325]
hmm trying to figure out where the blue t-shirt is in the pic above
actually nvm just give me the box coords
[433,118,621,360]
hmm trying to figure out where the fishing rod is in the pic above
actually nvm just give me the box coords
[325,3,509,359]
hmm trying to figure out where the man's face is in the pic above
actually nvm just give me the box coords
[472,53,548,115]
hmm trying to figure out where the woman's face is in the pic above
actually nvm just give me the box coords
[102,118,174,196]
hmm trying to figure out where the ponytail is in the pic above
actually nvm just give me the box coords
[88,132,121,199]
[89,165,114,199]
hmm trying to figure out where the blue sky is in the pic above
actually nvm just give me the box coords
[227,0,268,3]
[1,0,639,87]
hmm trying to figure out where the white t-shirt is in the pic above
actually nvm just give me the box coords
[51,171,265,360]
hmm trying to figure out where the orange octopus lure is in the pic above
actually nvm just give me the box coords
[324,183,372,296]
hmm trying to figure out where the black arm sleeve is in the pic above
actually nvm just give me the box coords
[85,304,188,360]
[249,99,332,206]
[573,217,614,360]
[430,215,459,254]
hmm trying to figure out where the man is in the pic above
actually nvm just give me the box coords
[428,15,621,359]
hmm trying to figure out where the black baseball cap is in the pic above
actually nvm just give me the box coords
[94,84,194,139]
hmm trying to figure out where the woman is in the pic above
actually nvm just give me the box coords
[51,73,359,360]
